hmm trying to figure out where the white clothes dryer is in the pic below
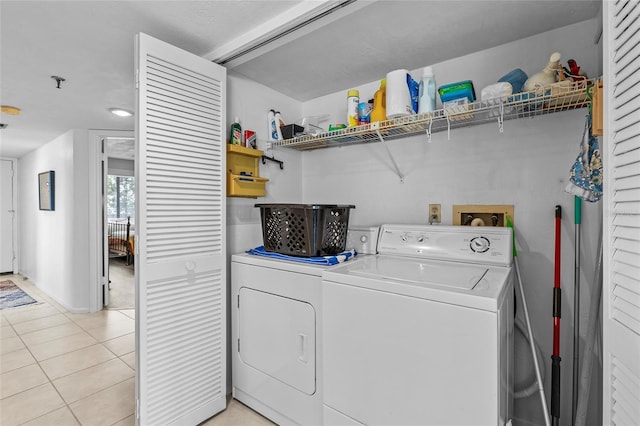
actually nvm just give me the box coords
[321,224,515,426]
[231,227,378,425]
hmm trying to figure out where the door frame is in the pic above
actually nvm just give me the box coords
[89,130,134,313]
[0,157,18,274]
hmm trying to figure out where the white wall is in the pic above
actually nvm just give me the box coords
[299,18,602,426]
[224,71,304,392]
[19,129,92,312]
[225,71,304,255]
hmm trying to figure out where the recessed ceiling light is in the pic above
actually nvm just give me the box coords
[109,108,133,117]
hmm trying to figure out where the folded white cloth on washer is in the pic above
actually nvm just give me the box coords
[246,246,357,265]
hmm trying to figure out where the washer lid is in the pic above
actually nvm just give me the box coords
[323,255,512,311]
[350,256,487,290]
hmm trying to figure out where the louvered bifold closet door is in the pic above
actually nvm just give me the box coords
[135,33,226,426]
[603,1,640,425]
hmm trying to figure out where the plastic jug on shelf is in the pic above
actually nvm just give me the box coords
[523,51,562,92]
[418,66,437,114]
[370,79,387,122]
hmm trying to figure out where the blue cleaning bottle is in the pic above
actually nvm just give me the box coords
[268,109,281,141]
[418,66,437,114]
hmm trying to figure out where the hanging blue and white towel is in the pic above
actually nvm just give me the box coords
[247,246,357,265]
[566,114,603,202]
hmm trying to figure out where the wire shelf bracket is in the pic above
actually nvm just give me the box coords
[374,127,405,183]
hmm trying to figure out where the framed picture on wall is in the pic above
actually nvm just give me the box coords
[38,171,55,211]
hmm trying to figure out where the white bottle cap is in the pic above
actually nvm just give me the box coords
[234,116,239,123]
[422,66,434,77]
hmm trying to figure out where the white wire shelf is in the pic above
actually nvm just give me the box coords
[273,79,595,151]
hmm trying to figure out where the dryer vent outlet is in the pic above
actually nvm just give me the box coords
[452,204,514,227]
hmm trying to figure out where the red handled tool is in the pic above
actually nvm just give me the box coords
[551,205,562,426]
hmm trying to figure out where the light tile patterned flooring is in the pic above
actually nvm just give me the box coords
[1,275,273,426]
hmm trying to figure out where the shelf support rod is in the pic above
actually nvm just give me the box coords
[426,116,433,143]
[375,129,405,183]
[498,102,505,133]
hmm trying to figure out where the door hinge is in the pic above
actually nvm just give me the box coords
[135,69,139,89]
[136,399,140,419]
[237,294,240,309]
[237,338,240,353]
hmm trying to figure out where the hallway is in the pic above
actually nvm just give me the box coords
[1,275,136,425]
[1,275,273,425]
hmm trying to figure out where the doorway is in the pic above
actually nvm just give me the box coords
[90,130,135,312]
[105,137,135,310]
[1,159,17,274]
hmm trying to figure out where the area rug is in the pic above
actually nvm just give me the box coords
[0,279,38,310]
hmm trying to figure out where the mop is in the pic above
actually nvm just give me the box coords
[565,113,603,425]
[574,229,603,426]
[551,206,562,426]
[507,216,551,426]
[572,196,581,424]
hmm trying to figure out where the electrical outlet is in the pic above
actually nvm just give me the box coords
[429,204,441,224]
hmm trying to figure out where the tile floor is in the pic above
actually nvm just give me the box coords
[1,275,273,426]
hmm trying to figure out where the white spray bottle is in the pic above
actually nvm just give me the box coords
[274,111,284,140]
[523,52,562,92]
[268,109,281,141]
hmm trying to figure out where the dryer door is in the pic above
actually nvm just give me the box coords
[238,287,316,395]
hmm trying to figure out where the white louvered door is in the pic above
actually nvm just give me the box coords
[603,1,640,425]
[135,33,226,425]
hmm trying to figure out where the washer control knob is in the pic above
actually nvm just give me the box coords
[470,237,490,253]
[360,235,368,243]
[400,233,408,242]
[417,235,425,242]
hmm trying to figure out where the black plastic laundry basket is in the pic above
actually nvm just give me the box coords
[256,204,355,257]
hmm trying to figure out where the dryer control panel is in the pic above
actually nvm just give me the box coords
[377,224,513,266]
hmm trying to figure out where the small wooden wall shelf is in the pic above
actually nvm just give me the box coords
[227,144,269,198]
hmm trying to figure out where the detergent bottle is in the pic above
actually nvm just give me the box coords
[230,117,242,145]
[523,52,562,92]
[370,79,387,122]
[417,66,436,114]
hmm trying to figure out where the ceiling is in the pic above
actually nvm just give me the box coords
[0,0,601,159]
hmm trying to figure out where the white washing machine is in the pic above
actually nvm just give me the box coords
[231,227,379,425]
[322,224,515,426]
